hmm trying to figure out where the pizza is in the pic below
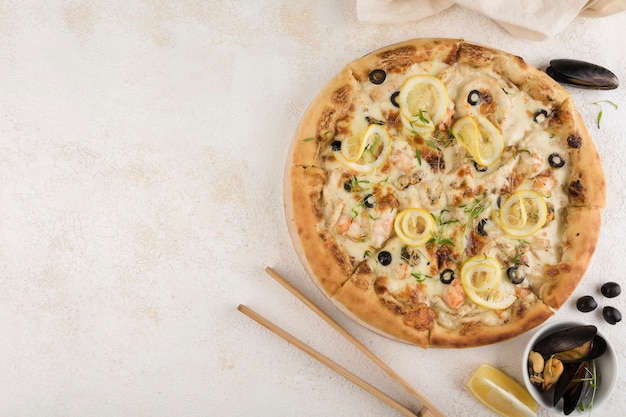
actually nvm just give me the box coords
[285,38,606,348]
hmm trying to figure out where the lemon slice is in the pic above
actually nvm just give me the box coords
[474,115,504,166]
[341,124,378,162]
[467,363,537,417]
[461,255,501,292]
[451,115,478,152]
[398,74,449,133]
[461,256,516,310]
[334,125,391,173]
[394,208,435,247]
[451,115,503,166]
[498,190,547,238]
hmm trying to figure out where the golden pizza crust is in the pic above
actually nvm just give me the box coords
[565,101,606,208]
[333,278,430,347]
[347,38,463,81]
[539,206,603,309]
[286,165,353,295]
[429,300,553,348]
[457,42,571,105]
[289,65,359,168]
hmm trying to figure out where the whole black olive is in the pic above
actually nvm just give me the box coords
[533,109,549,123]
[378,251,392,266]
[369,69,387,85]
[439,269,455,284]
[548,153,565,168]
[363,193,375,208]
[506,265,525,284]
[474,161,488,172]
[576,295,598,312]
[331,140,341,151]
[467,89,481,105]
[390,91,400,108]
[603,306,622,325]
[477,219,488,236]
[601,281,621,298]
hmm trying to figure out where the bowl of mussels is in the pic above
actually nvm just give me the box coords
[522,321,617,415]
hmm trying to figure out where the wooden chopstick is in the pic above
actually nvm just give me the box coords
[237,304,419,417]
[265,266,445,417]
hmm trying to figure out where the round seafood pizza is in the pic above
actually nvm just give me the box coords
[285,39,605,348]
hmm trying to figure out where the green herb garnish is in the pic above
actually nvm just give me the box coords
[590,100,618,128]
[417,109,430,125]
[427,209,459,247]
[411,271,433,282]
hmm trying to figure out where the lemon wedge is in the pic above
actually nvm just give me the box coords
[394,208,435,247]
[467,363,537,417]
[451,115,504,166]
[498,190,547,238]
[461,256,516,310]
[398,74,449,134]
[334,124,391,173]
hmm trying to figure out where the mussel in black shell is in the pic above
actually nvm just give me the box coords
[533,325,607,363]
[546,59,619,90]
[559,361,595,415]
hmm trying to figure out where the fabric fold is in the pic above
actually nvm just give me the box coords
[356,0,626,40]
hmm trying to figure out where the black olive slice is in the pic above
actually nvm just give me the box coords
[363,193,375,208]
[390,91,400,108]
[576,295,598,312]
[533,109,549,123]
[477,219,488,236]
[369,69,387,85]
[331,140,341,151]
[506,266,525,284]
[439,268,455,284]
[467,89,481,105]
[474,161,488,172]
[343,181,352,192]
[548,153,565,168]
[378,250,392,266]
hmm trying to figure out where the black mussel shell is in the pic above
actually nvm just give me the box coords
[547,59,619,90]
[561,361,592,415]
[534,325,597,358]
[554,335,607,363]
[553,362,580,407]
[585,335,608,361]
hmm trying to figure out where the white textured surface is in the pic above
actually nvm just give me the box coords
[0,1,625,416]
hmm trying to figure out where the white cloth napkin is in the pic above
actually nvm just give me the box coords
[357,0,626,40]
